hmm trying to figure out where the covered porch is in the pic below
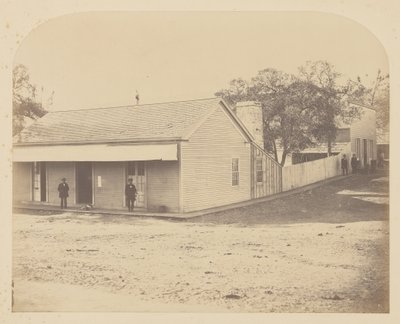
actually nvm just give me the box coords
[13,143,180,213]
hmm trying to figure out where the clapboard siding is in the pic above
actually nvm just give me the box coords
[93,162,125,209]
[147,161,180,212]
[47,162,76,205]
[350,107,377,166]
[181,106,251,212]
[13,162,32,202]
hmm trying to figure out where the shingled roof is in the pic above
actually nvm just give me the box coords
[14,97,228,145]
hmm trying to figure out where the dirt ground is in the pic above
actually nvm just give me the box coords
[12,173,389,312]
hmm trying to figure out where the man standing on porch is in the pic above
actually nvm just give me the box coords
[125,178,137,212]
[58,178,69,209]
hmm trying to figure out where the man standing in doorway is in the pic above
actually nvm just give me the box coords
[58,177,69,209]
[125,178,137,212]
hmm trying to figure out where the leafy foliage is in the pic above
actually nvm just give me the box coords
[13,64,51,136]
[347,70,389,137]
[216,61,364,165]
[297,61,360,155]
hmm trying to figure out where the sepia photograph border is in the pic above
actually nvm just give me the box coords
[0,0,399,323]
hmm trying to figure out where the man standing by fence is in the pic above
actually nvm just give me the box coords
[341,154,349,176]
[351,154,358,174]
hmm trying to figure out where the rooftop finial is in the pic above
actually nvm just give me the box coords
[135,90,140,105]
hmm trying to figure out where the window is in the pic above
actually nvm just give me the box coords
[232,158,239,186]
[335,128,350,142]
[256,158,263,183]
[127,161,135,179]
[32,162,40,193]
[137,161,145,176]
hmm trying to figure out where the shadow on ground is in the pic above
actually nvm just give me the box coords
[14,172,389,227]
[190,172,389,226]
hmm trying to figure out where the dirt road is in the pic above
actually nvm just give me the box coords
[12,173,389,312]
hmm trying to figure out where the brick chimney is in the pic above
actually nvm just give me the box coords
[235,101,264,148]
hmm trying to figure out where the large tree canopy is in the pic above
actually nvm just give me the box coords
[13,64,51,136]
[297,61,361,156]
[216,61,363,166]
[347,70,389,141]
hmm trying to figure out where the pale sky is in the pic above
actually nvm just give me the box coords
[14,11,388,111]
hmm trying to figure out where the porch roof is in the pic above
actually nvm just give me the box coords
[12,143,178,162]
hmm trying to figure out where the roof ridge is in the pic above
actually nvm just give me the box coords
[48,97,221,113]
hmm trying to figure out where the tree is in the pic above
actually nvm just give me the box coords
[298,61,361,156]
[250,70,318,165]
[374,79,389,144]
[219,69,304,164]
[216,69,315,165]
[216,61,362,165]
[347,70,389,140]
[13,64,51,136]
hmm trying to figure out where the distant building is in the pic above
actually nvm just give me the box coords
[291,103,377,169]
[376,129,389,162]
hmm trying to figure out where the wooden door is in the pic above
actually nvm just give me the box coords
[126,162,146,208]
[76,162,93,204]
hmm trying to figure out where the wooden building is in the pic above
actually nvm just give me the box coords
[13,98,281,213]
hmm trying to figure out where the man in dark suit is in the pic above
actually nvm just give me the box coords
[58,177,69,209]
[341,154,349,176]
[351,154,358,174]
[125,178,137,212]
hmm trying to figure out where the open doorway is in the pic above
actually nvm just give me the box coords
[76,162,93,204]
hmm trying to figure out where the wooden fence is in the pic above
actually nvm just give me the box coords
[282,143,352,191]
